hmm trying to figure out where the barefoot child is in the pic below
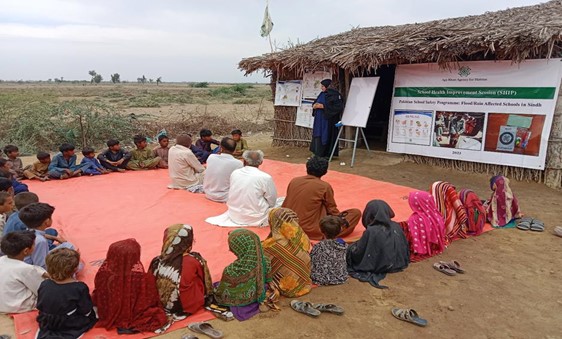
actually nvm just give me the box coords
[48,143,85,179]
[98,139,131,172]
[36,248,97,338]
[127,135,161,170]
[231,129,249,158]
[80,147,109,175]
[3,145,24,179]
[310,216,349,285]
[152,134,170,169]
[23,152,51,181]
[0,231,48,313]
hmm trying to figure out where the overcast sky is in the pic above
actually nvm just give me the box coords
[0,0,546,83]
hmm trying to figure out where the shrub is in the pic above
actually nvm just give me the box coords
[191,82,209,88]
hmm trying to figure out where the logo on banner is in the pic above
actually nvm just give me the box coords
[458,66,471,77]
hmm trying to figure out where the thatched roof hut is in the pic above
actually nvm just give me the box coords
[239,1,562,188]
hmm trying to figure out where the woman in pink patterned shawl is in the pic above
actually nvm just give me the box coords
[486,175,521,227]
[405,191,446,262]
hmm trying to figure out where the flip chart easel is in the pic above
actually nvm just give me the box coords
[328,77,380,167]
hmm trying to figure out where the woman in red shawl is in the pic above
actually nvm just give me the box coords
[92,239,168,333]
[405,191,446,261]
[430,181,468,244]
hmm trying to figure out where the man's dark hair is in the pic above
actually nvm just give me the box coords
[59,143,75,153]
[19,202,55,229]
[107,139,120,147]
[14,192,39,210]
[0,231,36,256]
[231,129,242,136]
[0,158,7,168]
[199,129,212,137]
[3,145,18,156]
[36,151,50,160]
[133,135,146,145]
[157,134,169,142]
[306,156,329,178]
[220,137,237,153]
[81,147,95,156]
[0,178,12,192]
[320,216,343,239]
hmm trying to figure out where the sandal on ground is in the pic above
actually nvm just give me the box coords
[391,308,428,327]
[188,322,224,339]
[313,303,344,315]
[517,217,533,231]
[439,260,465,274]
[433,262,456,276]
[554,226,562,238]
[530,219,545,232]
[290,300,321,317]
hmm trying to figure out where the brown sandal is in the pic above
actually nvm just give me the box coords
[433,262,456,276]
[439,260,465,274]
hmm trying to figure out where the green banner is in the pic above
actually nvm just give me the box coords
[394,87,556,99]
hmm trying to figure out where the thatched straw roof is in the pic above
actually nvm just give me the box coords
[239,0,562,74]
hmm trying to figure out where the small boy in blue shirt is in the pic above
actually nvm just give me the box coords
[48,143,85,180]
[3,192,39,235]
[80,147,109,175]
[19,202,75,269]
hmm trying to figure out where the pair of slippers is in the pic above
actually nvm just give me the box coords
[554,226,562,238]
[290,300,344,317]
[187,322,224,339]
[517,217,545,232]
[392,308,428,327]
[433,260,465,276]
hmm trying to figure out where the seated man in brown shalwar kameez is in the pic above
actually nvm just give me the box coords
[282,156,361,240]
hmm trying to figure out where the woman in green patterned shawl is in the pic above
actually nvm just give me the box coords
[214,229,271,307]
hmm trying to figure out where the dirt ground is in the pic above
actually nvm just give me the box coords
[1,134,560,339]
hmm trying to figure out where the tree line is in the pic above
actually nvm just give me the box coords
[88,71,162,85]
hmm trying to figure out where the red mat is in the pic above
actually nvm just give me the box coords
[12,159,419,338]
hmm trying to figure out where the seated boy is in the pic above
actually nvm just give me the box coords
[3,144,24,179]
[0,191,15,234]
[152,134,170,168]
[195,129,220,154]
[231,129,249,158]
[97,139,131,172]
[127,135,161,170]
[0,231,48,314]
[48,143,85,180]
[3,192,39,235]
[0,160,28,194]
[80,147,109,175]
[23,152,51,181]
[19,202,75,269]
[310,216,349,286]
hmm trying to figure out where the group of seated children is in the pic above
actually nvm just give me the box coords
[0,129,249,183]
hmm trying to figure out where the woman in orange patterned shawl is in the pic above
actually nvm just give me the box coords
[430,181,468,244]
[262,208,312,298]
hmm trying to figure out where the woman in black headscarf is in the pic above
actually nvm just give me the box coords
[346,200,410,288]
[310,79,343,158]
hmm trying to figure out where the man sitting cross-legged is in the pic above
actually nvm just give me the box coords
[167,134,205,190]
[206,150,280,227]
[203,137,243,202]
[282,156,361,240]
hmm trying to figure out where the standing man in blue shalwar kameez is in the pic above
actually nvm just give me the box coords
[310,79,344,158]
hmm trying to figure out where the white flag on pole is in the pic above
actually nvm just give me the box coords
[260,4,274,37]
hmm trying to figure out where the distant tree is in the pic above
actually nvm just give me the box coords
[48,78,52,82]
[137,75,147,84]
[156,77,162,85]
[54,78,61,83]
[111,73,121,84]
[149,78,153,83]
[93,74,103,84]
[61,77,64,82]
[88,70,97,84]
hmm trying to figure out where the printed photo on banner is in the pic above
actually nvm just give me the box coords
[274,80,302,107]
[302,71,332,99]
[391,110,433,146]
[433,111,485,151]
[295,100,314,129]
[484,113,546,156]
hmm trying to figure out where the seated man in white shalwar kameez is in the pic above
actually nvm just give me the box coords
[205,150,282,227]
[167,134,205,190]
